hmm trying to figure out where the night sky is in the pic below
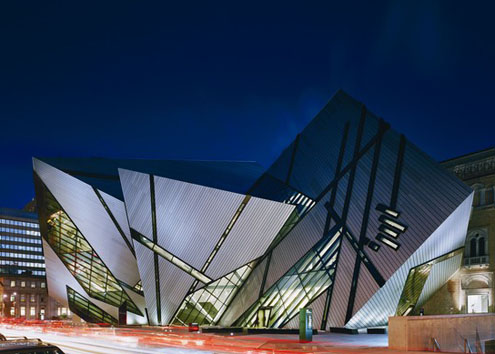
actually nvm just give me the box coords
[1,1,494,209]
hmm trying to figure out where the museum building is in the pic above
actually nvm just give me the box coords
[32,90,473,329]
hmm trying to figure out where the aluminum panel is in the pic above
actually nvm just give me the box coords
[119,169,153,239]
[153,175,244,269]
[133,241,158,325]
[206,196,294,279]
[99,189,133,248]
[326,237,355,328]
[345,194,473,329]
[34,159,140,285]
[158,256,195,324]
[415,252,463,310]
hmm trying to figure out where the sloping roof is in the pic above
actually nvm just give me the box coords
[34,157,265,200]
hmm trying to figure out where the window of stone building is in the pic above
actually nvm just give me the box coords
[470,238,477,257]
[479,237,486,256]
[20,281,25,288]
[40,282,45,288]
[486,187,494,205]
[20,306,25,316]
[10,280,15,287]
[10,307,14,316]
[10,294,15,302]
[466,229,489,259]
[30,294,35,303]
[31,282,36,288]
[30,307,35,317]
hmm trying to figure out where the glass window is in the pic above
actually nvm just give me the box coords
[479,237,486,256]
[20,294,25,302]
[20,281,25,288]
[10,307,14,316]
[30,307,36,317]
[20,306,25,316]
[40,282,46,288]
[470,238,477,257]
[30,294,36,303]
[10,294,15,302]
[10,280,15,287]
[31,282,36,288]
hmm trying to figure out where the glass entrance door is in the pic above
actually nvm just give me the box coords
[467,294,488,313]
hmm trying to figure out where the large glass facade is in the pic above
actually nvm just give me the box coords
[38,181,142,316]
[67,286,117,325]
[235,227,342,328]
[172,263,253,325]
[396,248,463,316]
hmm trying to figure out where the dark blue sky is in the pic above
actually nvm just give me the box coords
[1,1,494,208]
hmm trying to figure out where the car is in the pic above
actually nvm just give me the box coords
[0,335,64,354]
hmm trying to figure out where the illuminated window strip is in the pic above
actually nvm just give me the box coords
[379,225,399,238]
[132,231,212,284]
[379,215,407,232]
[376,233,400,250]
[376,203,400,218]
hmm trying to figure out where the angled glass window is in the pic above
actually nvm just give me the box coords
[36,178,142,316]
[172,262,253,326]
[67,286,117,325]
[396,248,463,316]
[235,227,342,328]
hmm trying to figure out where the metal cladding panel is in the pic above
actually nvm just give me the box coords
[206,197,295,279]
[218,257,268,327]
[122,286,147,322]
[282,315,299,329]
[270,91,365,199]
[352,260,380,317]
[133,242,158,325]
[153,175,244,269]
[345,194,473,329]
[283,290,328,329]
[158,257,195,324]
[364,138,472,283]
[99,190,133,248]
[326,237,355,328]
[34,159,140,286]
[342,147,374,240]
[263,199,328,292]
[415,252,462,310]
[119,169,153,239]
[43,240,119,319]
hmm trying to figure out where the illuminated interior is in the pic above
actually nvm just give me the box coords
[235,227,342,328]
[38,180,143,318]
[67,286,117,325]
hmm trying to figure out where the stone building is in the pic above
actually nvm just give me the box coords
[422,147,495,314]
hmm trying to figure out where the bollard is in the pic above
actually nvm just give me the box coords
[299,308,313,342]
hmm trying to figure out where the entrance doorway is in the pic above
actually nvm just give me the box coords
[467,294,488,313]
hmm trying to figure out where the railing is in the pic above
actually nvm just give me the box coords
[464,255,489,267]
[432,337,441,352]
